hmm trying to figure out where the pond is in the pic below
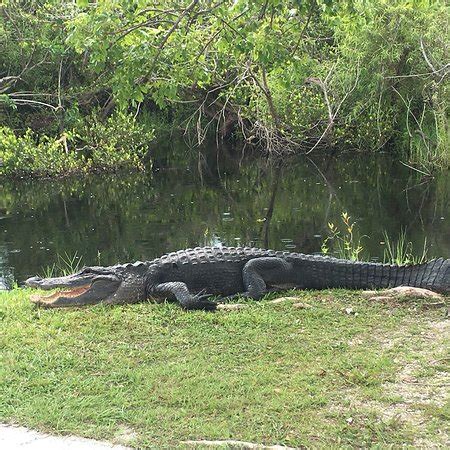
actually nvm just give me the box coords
[0,145,449,288]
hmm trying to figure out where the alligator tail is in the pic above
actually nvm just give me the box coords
[305,256,450,293]
[352,257,450,293]
[424,258,449,293]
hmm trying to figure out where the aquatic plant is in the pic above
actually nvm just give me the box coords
[0,127,82,178]
[321,212,365,261]
[41,252,83,279]
[79,111,155,172]
[322,214,431,265]
[382,230,429,266]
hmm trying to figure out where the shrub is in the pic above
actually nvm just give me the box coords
[0,111,155,177]
[79,111,154,172]
[0,127,82,177]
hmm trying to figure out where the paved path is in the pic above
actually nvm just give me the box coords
[0,424,131,450]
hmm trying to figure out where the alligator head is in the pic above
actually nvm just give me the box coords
[25,263,148,308]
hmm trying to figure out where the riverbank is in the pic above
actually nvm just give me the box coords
[1,288,448,448]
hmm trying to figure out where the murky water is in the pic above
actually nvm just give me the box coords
[0,146,449,287]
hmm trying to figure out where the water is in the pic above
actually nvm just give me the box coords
[0,148,449,287]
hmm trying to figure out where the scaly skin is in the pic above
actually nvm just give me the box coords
[26,247,450,310]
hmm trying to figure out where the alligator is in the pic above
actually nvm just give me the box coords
[25,247,450,310]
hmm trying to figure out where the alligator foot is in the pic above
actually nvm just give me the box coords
[187,296,218,311]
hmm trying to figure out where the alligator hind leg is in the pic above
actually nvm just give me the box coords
[150,282,217,311]
[241,257,293,299]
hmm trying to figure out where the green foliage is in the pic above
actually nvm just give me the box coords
[0,1,155,177]
[334,0,449,166]
[0,127,81,177]
[382,230,429,266]
[78,111,155,172]
[1,0,448,175]
[321,212,365,261]
[0,111,154,177]
[64,0,447,166]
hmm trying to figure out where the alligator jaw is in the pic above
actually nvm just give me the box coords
[25,269,127,308]
[25,273,96,290]
[30,284,92,307]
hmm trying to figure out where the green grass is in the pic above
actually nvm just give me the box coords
[41,251,83,278]
[382,230,429,266]
[1,289,448,448]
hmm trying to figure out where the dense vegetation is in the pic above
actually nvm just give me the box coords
[1,0,448,177]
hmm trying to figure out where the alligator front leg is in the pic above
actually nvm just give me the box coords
[150,282,217,311]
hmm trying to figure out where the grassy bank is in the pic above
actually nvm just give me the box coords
[1,289,448,448]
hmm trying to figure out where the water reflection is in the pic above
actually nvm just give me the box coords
[0,149,448,284]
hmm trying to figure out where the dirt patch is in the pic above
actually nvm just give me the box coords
[113,425,138,446]
[182,439,297,449]
[332,314,449,447]
[379,318,449,446]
